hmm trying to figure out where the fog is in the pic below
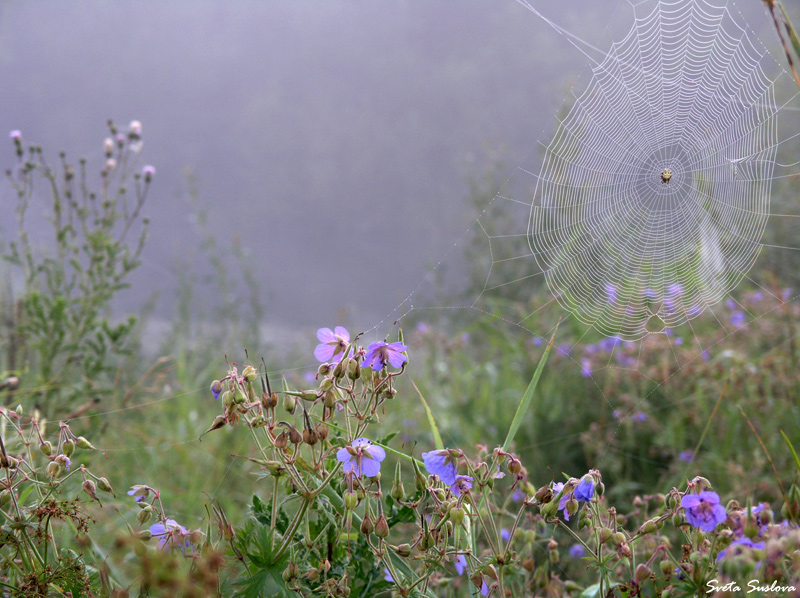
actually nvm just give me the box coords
[0,1,788,336]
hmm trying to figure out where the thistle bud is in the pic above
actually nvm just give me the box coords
[375,515,389,538]
[283,395,297,414]
[104,137,114,156]
[40,441,53,456]
[83,479,99,501]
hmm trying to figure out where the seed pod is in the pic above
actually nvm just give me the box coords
[97,477,114,494]
[62,440,75,457]
[303,428,318,446]
[316,423,329,441]
[360,514,374,535]
[288,426,302,445]
[75,436,94,450]
[40,441,53,456]
[374,515,389,538]
[283,395,297,414]
[83,480,99,501]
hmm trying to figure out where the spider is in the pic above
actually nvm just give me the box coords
[660,169,672,184]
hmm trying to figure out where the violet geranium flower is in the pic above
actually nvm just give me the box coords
[681,491,727,532]
[450,475,473,496]
[336,438,386,477]
[422,449,458,485]
[362,341,407,371]
[574,477,595,503]
[314,326,350,363]
[150,518,193,552]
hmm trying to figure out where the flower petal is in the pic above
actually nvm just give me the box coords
[317,327,336,342]
[360,457,381,477]
[336,447,351,464]
[314,343,336,362]
[334,326,350,342]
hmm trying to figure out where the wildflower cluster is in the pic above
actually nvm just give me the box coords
[0,404,112,594]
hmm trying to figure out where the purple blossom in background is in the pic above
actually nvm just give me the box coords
[730,311,746,327]
[455,554,468,576]
[416,322,429,333]
[681,491,727,532]
[702,350,710,361]
[422,449,458,485]
[512,487,525,502]
[612,409,621,419]
[461,332,470,343]
[481,580,491,596]
[679,450,694,463]
[128,485,148,503]
[450,475,473,496]
[142,165,156,179]
[533,337,542,346]
[336,438,386,477]
[569,544,585,558]
[500,528,511,542]
[632,412,647,422]
[717,537,765,561]
[574,477,594,502]
[752,292,763,302]
[645,288,656,300]
[9,130,21,140]
[150,518,192,552]
[384,568,394,582]
[783,288,792,301]
[581,359,592,378]
[362,341,407,371]
[674,337,684,346]
[557,343,572,356]
[688,305,701,316]
[605,282,617,303]
[725,298,736,309]
[314,326,350,363]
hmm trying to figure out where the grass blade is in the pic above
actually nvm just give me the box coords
[780,429,800,479]
[501,320,559,452]
[411,380,444,450]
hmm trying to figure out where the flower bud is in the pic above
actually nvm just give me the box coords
[97,477,113,494]
[671,512,684,527]
[62,440,75,457]
[300,390,317,402]
[104,137,114,156]
[316,423,329,441]
[288,427,302,445]
[242,365,258,382]
[347,359,360,380]
[40,441,53,456]
[137,529,152,541]
[319,377,333,392]
[274,431,289,449]
[450,507,465,526]
[46,461,61,478]
[283,394,297,414]
[282,562,300,582]
[360,514,374,535]
[508,457,522,475]
[83,480,99,501]
[611,532,626,547]
[534,484,553,504]
[332,360,345,379]
[634,563,652,583]
[639,519,658,535]
[599,527,613,544]
[391,479,405,501]
[138,506,153,524]
[659,560,673,576]
[76,436,94,450]
[303,427,318,446]
[375,515,389,538]
[548,538,559,564]
[394,543,412,557]
[344,491,358,511]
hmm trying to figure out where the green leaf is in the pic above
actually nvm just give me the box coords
[411,380,444,450]
[778,1,800,59]
[501,321,558,451]
[781,430,800,480]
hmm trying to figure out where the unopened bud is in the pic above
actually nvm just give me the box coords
[534,485,553,504]
[83,480,99,501]
[46,461,61,478]
[274,431,289,449]
[316,423,329,441]
[394,543,412,557]
[283,394,297,414]
[62,440,75,457]
[242,365,258,382]
[344,491,358,511]
[333,360,345,379]
[634,563,652,583]
[300,390,317,402]
[508,457,522,475]
[659,560,673,576]
[611,532,626,547]
[75,436,94,450]
[303,428,318,446]
[375,515,389,538]
[288,427,302,445]
[137,506,153,524]
[282,562,300,582]
[360,514,374,535]
[639,519,658,535]
[40,441,53,456]
[450,507,465,526]
[391,479,405,501]
[104,137,114,156]
[97,477,113,494]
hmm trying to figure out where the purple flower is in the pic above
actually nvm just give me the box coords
[553,482,573,521]
[336,438,385,477]
[679,450,694,463]
[605,283,617,304]
[9,130,21,141]
[500,528,511,542]
[314,326,350,363]
[362,341,407,371]
[674,336,684,346]
[632,412,647,422]
[481,579,491,596]
[150,518,192,552]
[127,485,148,503]
[384,568,394,582]
[557,343,572,356]
[574,477,594,503]
[210,380,222,400]
[512,488,525,503]
[681,491,727,532]
[454,554,468,576]
[422,449,458,485]
[581,359,592,378]
[532,337,542,346]
[725,298,737,310]
[717,537,765,561]
[730,311,746,327]
[702,350,710,361]
[569,544,585,558]
[450,475,473,496]
[142,165,156,181]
